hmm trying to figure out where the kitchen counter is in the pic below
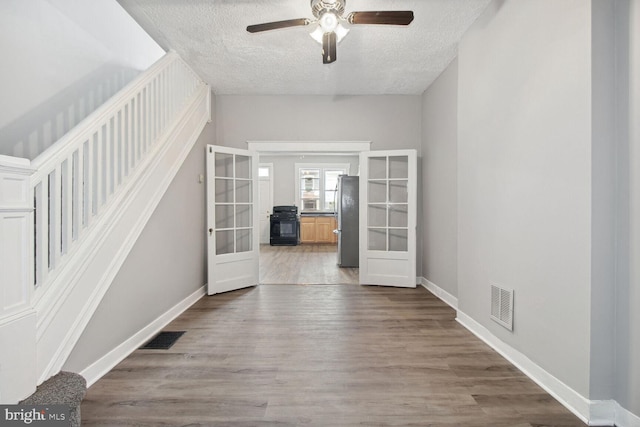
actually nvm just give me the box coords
[300,212,336,217]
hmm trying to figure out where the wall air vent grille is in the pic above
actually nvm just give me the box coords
[490,284,514,331]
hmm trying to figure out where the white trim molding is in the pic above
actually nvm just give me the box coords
[454,311,640,427]
[419,277,458,309]
[615,402,640,427]
[78,285,206,387]
[419,283,640,427]
[247,141,371,154]
[456,311,593,424]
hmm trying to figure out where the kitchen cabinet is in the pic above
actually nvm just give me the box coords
[300,216,337,244]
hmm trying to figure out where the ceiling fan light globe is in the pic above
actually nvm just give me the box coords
[310,26,324,44]
[319,12,338,32]
[310,22,349,44]
[334,23,349,42]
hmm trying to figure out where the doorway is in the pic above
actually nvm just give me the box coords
[258,163,273,244]
[251,142,371,285]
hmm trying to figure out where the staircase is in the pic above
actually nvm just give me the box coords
[0,51,210,403]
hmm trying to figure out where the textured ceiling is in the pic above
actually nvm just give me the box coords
[116,0,491,95]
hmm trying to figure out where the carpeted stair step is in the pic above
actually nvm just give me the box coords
[20,371,86,427]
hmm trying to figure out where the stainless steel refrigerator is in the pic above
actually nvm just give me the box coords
[335,175,359,267]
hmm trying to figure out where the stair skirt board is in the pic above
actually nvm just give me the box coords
[140,331,185,350]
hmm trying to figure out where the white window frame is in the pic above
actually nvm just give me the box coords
[295,163,350,213]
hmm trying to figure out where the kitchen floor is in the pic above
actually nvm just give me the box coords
[260,243,359,284]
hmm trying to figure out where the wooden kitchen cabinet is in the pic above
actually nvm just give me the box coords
[300,216,337,244]
[300,217,317,243]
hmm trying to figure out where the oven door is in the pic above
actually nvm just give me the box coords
[270,217,299,244]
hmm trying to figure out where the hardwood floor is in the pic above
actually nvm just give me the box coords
[260,243,358,285]
[82,285,585,426]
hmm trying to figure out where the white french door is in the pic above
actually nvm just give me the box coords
[206,145,259,295]
[359,149,417,287]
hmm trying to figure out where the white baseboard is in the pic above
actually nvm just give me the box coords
[411,279,640,427]
[419,277,458,309]
[590,400,617,426]
[456,310,594,425]
[455,310,640,427]
[616,402,640,427]
[80,285,206,388]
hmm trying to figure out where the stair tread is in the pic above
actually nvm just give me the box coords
[20,371,86,405]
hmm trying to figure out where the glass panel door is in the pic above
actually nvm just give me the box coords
[207,145,259,295]
[359,150,416,287]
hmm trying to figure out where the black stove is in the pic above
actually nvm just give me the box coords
[270,206,299,246]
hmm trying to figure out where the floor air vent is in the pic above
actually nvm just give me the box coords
[491,284,514,331]
[140,331,185,350]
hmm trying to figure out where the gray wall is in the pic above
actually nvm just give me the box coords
[457,0,592,396]
[0,0,164,159]
[215,95,422,152]
[259,154,359,207]
[616,0,640,416]
[64,96,214,373]
[420,58,458,298]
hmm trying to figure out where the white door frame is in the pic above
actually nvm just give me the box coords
[258,163,274,244]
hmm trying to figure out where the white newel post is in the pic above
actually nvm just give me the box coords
[0,155,37,403]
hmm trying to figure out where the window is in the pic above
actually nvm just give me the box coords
[295,163,350,212]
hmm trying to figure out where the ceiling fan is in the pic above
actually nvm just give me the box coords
[246,0,414,64]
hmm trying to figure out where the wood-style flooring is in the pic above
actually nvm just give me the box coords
[82,285,585,426]
[260,244,358,285]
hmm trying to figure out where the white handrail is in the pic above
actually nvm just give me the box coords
[29,51,203,290]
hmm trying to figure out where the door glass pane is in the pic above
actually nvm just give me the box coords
[236,155,251,179]
[215,179,234,203]
[236,180,252,203]
[215,153,233,177]
[236,205,252,228]
[368,205,387,227]
[389,156,408,179]
[215,205,234,229]
[389,205,408,227]
[369,157,387,179]
[389,180,408,203]
[389,229,408,252]
[368,181,387,203]
[258,167,270,177]
[236,229,252,252]
[368,228,387,251]
[216,230,234,255]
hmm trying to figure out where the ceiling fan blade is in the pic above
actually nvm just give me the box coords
[322,31,337,64]
[246,18,310,33]
[347,11,414,26]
